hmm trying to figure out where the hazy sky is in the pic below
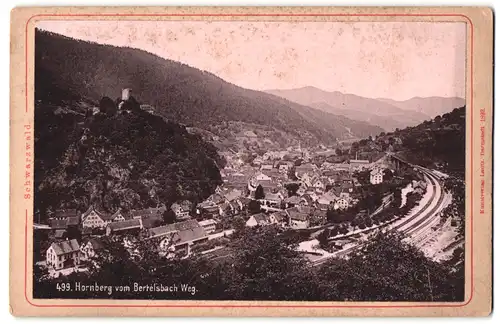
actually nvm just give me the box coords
[37,20,466,100]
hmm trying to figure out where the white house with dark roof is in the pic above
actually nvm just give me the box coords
[269,211,288,226]
[258,192,283,208]
[80,238,105,260]
[198,219,218,234]
[370,168,384,185]
[81,206,112,229]
[284,195,301,208]
[245,213,271,227]
[110,208,129,222]
[171,201,192,220]
[286,206,311,229]
[46,239,81,270]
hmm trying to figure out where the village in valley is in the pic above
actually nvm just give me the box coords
[38,107,439,278]
[31,24,467,302]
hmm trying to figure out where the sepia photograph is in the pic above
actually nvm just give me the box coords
[30,19,468,302]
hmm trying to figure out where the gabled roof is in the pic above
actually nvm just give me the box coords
[81,205,110,221]
[239,197,252,206]
[301,195,314,204]
[141,213,163,229]
[149,224,177,237]
[84,238,105,250]
[339,182,354,190]
[329,187,342,197]
[219,201,232,211]
[54,229,66,239]
[286,206,311,222]
[209,193,226,204]
[416,181,427,189]
[49,219,68,229]
[171,227,208,245]
[49,239,80,256]
[270,211,287,223]
[107,219,142,232]
[370,168,384,175]
[350,159,370,164]
[265,193,282,201]
[312,209,327,218]
[171,200,192,211]
[198,219,217,227]
[149,219,201,238]
[66,216,80,226]
[284,196,301,204]
[126,206,166,219]
[81,227,93,235]
[257,179,277,189]
[54,209,78,219]
[296,163,316,171]
[224,189,243,202]
[252,213,270,224]
[111,208,131,220]
[229,200,241,210]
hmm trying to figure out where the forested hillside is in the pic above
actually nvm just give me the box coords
[396,107,466,174]
[35,29,383,144]
[34,93,224,222]
[352,106,466,175]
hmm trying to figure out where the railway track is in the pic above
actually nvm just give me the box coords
[311,162,448,266]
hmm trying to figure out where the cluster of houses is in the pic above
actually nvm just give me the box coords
[45,215,227,271]
[47,205,167,238]
[47,199,200,238]
[46,238,104,270]
[245,205,319,229]
[43,142,397,272]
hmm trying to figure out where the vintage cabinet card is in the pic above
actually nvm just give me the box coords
[9,6,493,317]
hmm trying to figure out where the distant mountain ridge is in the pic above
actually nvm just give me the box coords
[376,96,465,119]
[267,86,465,131]
[35,29,383,145]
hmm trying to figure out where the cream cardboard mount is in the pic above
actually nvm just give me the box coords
[9,6,493,317]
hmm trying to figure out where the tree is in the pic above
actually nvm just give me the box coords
[223,226,322,300]
[162,209,177,224]
[99,96,117,116]
[317,232,464,301]
[248,199,262,215]
[254,185,265,200]
[317,230,330,249]
[288,166,298,180]
[354,170,371,185]
[284,183,300,197]
[383,168,394,181]
[327,208,341,223]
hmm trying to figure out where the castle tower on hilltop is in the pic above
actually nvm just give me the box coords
[122,88,132,101]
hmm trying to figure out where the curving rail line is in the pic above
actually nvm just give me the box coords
[312,159,448,266]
